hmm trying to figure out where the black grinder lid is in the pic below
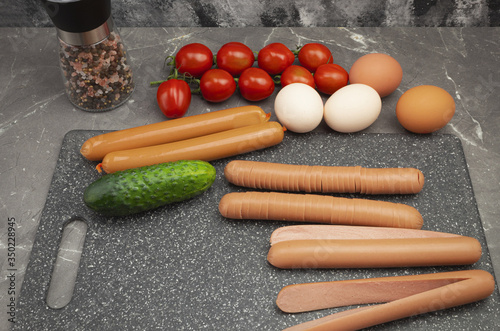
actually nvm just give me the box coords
[41,0,111,33]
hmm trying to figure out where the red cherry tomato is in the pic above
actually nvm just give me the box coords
[200,69,237,102]
[298,43,333,72]
[280,65,315,88]
[257,43,295,75]
[156,79,192,118]
[216,42,255,77]
[314,63,349,95]
[175,43,213,77]
[238,67,275,101]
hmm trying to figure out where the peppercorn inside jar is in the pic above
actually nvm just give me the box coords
[58,31,134,112]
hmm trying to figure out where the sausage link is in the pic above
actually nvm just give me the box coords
[81,105,269,161]
[267,236,481,269]
[279,270,495,330]
[277,278,457,314]
[269,225,460,245]
[219,191,423,229]
[101,122,284,173]
[224,160,424,194]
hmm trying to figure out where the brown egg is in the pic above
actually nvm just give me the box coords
[396,85,456,134]
[349,53,403,97]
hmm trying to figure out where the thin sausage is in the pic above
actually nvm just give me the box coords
[224,160,424,194]
[266,237,482,269]
[81,106,270,161]
[269,225,460,245]
[277,270,495,330]
[100,121,284,173]
[218,191,423,229]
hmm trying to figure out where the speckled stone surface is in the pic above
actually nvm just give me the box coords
[14,130,499,330]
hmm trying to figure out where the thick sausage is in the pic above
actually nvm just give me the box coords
[266,236,482,269]
[100,121,284,173]
[81,105,270,161]
[269,225,460,245]
[277,270,495,330]
[218,191,424,229]
[224,160,424,194]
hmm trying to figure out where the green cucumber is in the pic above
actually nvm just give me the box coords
[84,160,216,217]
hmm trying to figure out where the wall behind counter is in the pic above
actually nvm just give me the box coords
[2,0,499,27]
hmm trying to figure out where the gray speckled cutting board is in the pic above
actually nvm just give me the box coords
[16,130,499,330]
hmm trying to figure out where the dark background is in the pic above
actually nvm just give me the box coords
[2,0,499,27]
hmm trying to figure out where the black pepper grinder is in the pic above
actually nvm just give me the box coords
[41,0,134,112]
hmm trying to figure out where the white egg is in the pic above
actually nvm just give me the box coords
[324,84,382,133]
[274,83,324,133]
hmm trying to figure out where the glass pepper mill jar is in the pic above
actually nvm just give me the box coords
[41,0,134,112]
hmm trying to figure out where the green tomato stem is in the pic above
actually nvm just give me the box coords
[164,55,175,68]
[150,80,167,86]
[293,44,302,56]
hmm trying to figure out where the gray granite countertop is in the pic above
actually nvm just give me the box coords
[0,27,499,330]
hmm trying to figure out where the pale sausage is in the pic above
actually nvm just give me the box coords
[269,225,460,245]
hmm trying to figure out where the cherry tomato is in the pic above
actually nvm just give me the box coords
[216,42,255,77]
[200,69,237,102]
[175,43,213,77]
[280,65,315,88]
[298,43,333,72]
[238,67,275,101]
[156,79,192,118]
[257,43,295,75]
[314,63,349,95]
